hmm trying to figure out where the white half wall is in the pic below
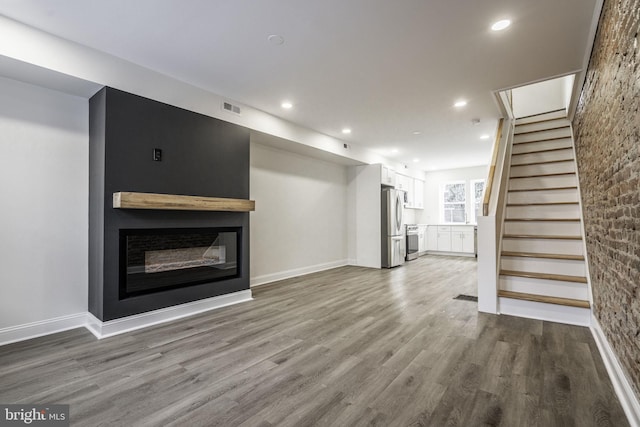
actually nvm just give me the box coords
[0,76,88,329]
[250,142,348,286]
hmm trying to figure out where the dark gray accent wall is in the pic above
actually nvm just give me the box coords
[89,87,251,321]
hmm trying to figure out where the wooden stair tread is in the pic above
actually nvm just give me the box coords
[513,136,572,145]
[512,146,573,156]
[503,234,582,240]
[511,159,574,167]
[504,218,581,222]
[501,251,585,261]
[514,125,570,136]
[500,269,587,284]
[514,116,568,126]
[514,109,566,121]
[498,290,590,309]
[509,186,578,192]
[507,202,578,206]
[510,172,575,179]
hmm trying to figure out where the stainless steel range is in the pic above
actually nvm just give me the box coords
[405,224,419,261]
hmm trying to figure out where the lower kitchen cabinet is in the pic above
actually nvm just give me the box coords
[418,225,427,253]
[426,225,475,255]
[451,226,475,253]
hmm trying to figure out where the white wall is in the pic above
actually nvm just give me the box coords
[250,143,349,285]
[512,75,574,118]
[0,15,401,170]
[417,165,488,225]
[0,77,88,329]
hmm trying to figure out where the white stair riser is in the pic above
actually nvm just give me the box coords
[511,149,574,166]
[502,238,584,255]
[510,161,575,177]
[512,138,573,154]
[507,188,579,204]
[506,204,580,218]
[515,118,570,134]
[501,257,586,276]
[515,110,567,125]
[499,276,589,300]
[498,297,590,326]
[514,127,572,143]
[504,221,582,235]
[509,175,577,190]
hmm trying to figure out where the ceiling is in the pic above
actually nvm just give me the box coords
[0,0,597,171]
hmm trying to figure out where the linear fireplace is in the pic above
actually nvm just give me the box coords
[90,87,252,322]
[120,227,241,299]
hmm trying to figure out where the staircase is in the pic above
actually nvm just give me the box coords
[498,109,591,323]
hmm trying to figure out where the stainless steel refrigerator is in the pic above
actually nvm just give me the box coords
[381,188,406,268]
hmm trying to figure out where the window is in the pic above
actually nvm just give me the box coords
[471,179,486,224]
[442,182,466,223]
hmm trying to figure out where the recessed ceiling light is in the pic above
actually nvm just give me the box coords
[281,101,293,109]
[491,19,511,31]
[413,158,420,163]
[412,131,422,135]
[454,100,467,108]
[391,148,399,153]
[268,34,285,45]
[342,128,352,134]
[480,134,490,139]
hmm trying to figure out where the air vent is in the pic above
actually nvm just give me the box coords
[222,101,242,115]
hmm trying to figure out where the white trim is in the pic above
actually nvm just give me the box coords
[591,315,640,427]
[0,313,88,347]
[250,259,348,287]
[498,297,591,327]
[477,216,498,314]
[86,290,252,339]
[567,0,605,121]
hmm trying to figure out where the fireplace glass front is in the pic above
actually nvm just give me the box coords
[120,227,240,298]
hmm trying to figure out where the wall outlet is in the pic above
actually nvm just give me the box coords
[153,148,162,161]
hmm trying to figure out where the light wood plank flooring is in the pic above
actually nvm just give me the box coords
[0,256,628,426]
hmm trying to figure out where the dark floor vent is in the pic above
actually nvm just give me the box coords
[454,294,478,302]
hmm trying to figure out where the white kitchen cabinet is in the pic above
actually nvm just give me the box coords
[427,226,438,251]
[396,174,423,209]
[381,165,396,187]
[436,225,452,251]
[413,179,424,209]
[396,174,411,192]
[426,224,475,255]
[418,225,427,253]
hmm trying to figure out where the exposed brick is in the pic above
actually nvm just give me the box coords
[573,0,640,401]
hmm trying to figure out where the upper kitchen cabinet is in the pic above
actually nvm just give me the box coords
[397,173,424,210]
[381,165,396,187]
[373,165,424,209]
[413,179,424,209]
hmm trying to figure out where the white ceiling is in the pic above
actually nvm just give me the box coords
[0,0,597,171]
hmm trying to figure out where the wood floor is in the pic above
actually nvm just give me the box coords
[0,256,628,426]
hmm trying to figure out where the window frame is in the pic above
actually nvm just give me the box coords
[470,178,486,225]
[440,180,467,224]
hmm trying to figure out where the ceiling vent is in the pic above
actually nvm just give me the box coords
[222,101,242,115]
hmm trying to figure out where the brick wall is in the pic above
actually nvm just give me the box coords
[573,0,640,400]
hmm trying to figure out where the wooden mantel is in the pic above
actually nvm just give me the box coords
[113,192,255,212]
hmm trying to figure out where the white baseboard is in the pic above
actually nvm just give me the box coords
[498,297,591,326]
[86,290,253,339]
[0,312,88,347]
[425,251,476,258]
[591,315,640,427]
[250,259,348,287]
